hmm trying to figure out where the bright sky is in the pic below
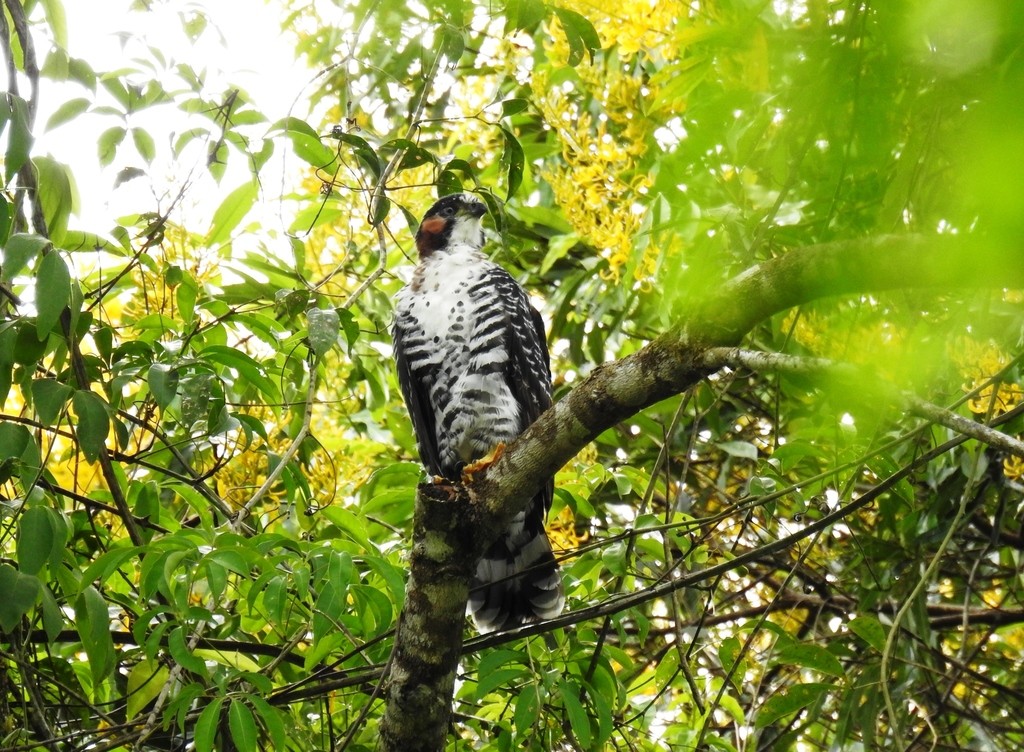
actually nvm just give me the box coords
[35,0,311,236]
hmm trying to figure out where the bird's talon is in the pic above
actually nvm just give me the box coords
[462,442,507,482]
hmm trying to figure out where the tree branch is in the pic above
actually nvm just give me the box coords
[232,364,318,531]
[379,483,478,751]
[701,347,1024,458]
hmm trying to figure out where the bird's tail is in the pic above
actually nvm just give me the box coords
[468,500,565,633]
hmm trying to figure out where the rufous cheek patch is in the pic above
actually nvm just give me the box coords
[420,217,447,235]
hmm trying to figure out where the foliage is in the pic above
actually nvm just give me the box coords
[0,0,1023,750]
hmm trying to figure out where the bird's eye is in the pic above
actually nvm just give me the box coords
[441,206,455,217]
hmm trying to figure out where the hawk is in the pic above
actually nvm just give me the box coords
[392,193,565,632]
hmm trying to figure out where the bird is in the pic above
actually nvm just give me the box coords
[391,192,565,632]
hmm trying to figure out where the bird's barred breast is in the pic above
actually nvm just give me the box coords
[395,246,523,470]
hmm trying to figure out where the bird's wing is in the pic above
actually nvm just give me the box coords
[502,273,552,425]
[496,269,554,514]
[392,309,443,477]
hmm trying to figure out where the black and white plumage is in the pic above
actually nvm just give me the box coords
[392,193,564,632]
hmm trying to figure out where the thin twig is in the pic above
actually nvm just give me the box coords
[341,44,446,311]
[134,614,214,747]
[695,524,824,750]
[232,362,318,530]
[336,648,395,750]
[881,380,1002,749]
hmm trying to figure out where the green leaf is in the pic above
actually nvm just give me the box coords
[338,307,359,350]
[168,626,209,677]
[0,421,31,462]
[40,584,63,641]
[40,0,69,48]
[148,364,179,408]
[601,540,627,576]
[559,679,592,748]
[13,320,48,365]
[306,307,339,357]
[193,697,224,752]
[5,95,33,184]
[771,643,845,678]
[98,125,126,166]
[754,683,830,727]
[42,47,70,81]
[2,233,49,283]
[515,684,542,737]
[0,97,8,142]
[249,695,286,751]
[235,411,269,443]
[540,233,578,275]
[500,126,525,199]
[31,377,72,425]
[132,127,156,162]
[320,508,375,552]
[0,195,11,246]
[272,116,335,167]
[75,585,115,687]
[47,512,68,571]
[67,57,97,91]
[552,7,601,66]
[194,648,263,675]
[370,195,391,226]
[477,647,526,676]
[126,658,170,719]
[335,131,381,179]
[394,142,435,172]
[81,545,141,587]
[501,98,529,117]
[441,24,465,64]
[34,156,76,246]
[718,440,759,460]
[507,0,547,30]
[72,390,110,463]
[35,251,71,339]
[0,563,40,632]
[200,345,280,402]
[848,615,886,652]
[45,97,90,132]
[718,636,746,691]
[477,668,528,699]
[61,229,128,253]
[228,700,258,750]
[182,11,207,39]
[718,692,747,725]
[207,181,258,246]
[649,57,712,116]
[436,167,462,197]
[175,269,198,325]
[179,372,217,427]
[17,506,58,576]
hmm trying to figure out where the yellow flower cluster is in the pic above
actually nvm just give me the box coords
[532,63,653,283]
[554,0,687,62]
[575,58,652,155]
[213,405,338,520]
[547,504,589,555]
[119,222,218,324]
[950,338,1023,416]
[1004,454,1024,481]
[779,309,908,368]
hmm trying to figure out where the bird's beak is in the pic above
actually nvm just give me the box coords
[464,201,487,219]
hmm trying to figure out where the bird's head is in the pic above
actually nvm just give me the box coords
[415,193,487,258]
